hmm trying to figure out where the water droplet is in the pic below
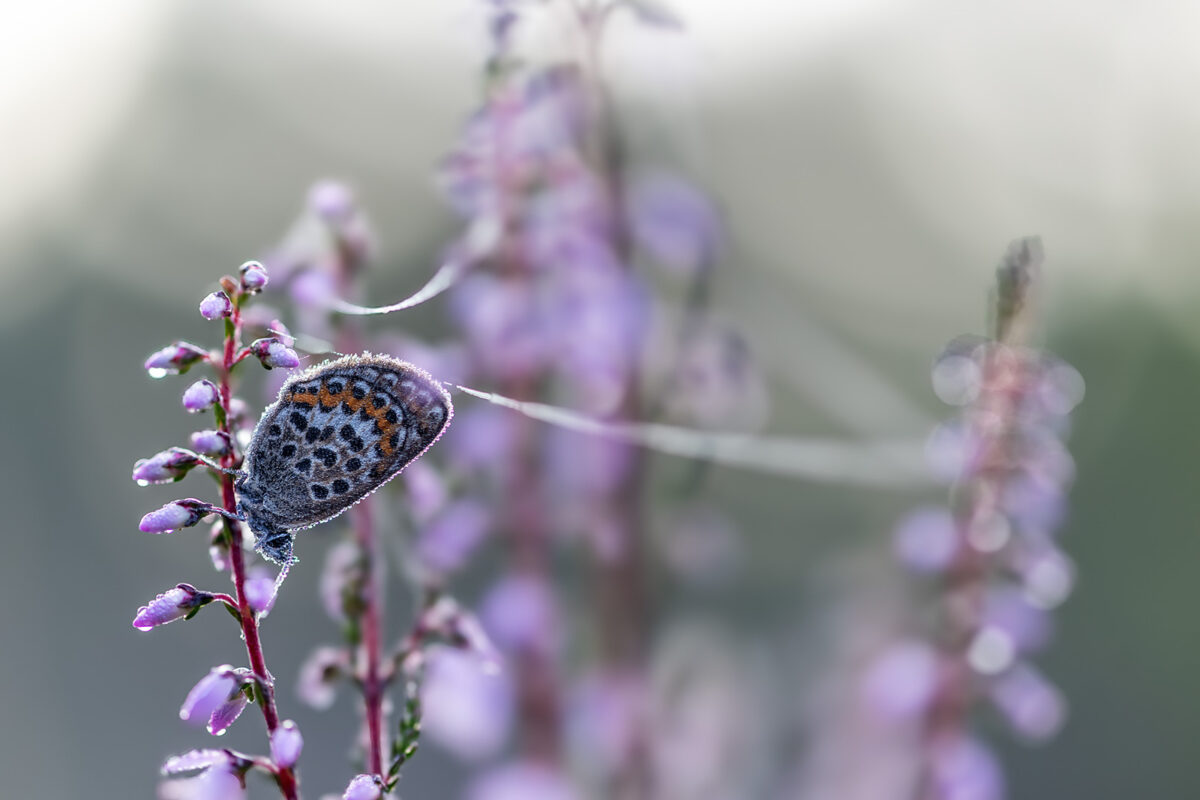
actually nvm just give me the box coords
[967,514,1010,553]
[932,355,982,406]
[967,627,1015,675]
[148,367,169,379]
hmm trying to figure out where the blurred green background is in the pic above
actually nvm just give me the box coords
[2,1,1199,797]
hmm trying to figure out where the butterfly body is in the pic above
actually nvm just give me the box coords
[237,353,452,564]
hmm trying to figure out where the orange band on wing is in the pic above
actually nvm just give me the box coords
[295,381,402,456]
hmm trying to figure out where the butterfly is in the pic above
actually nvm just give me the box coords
[235,354,453,565]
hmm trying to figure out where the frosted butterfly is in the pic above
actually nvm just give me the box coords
[236,354,453,565]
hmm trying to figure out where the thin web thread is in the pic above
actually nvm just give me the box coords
[451,384,933,488]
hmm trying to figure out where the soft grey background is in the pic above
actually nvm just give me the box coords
[2,2,1199,798]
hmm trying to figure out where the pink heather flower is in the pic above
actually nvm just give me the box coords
[989,662,1066,742]
[401,461,448,524]
[342,774,384,800]
[308,180,356,223]
[289,269,335,310]
[270,720,304,768]
[244,568,277,614]
[415,499,491,576]
[466,761,580,800]
[159,765,246,800]
[179,666,250,735]
[160,749,232,776]
[862,640,940,721]
[893,506,959,574]
[239,260,269,291]
[297,646,350,710]
[188,430,231,457]
[566,672,643,776]
[480,574,562,656]
[929,736,1005,800]
[444,405,517,471]
[422,646,514,760]
[199,291,233,321]
[420,597,501,671]
[145,341,209,376]
[132,448,202,485]
[133,584,212,631]
[249,338,301,370]
[267,319,295,347]
[627,171,720,274]
[139,500,209,533]
[182,380,219,413]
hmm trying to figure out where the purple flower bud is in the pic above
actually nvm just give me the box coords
[182,380,220,413]
[160,749,231,776]
[628,172,719,274]
[929,736,1005,800]
[139,499,213,533]
[423,646,514,760]
[179,666,250,735]
[416,499,491,576]
[989,662,1066,741]
[249,338,301,370]
[199,291,233,321]
[309,180,356,223]
[421,597,502,672]
[267,319,295,347]
[189,430,232,458]
[290,269,335,310]
[145,341,209,377]
[445,405,517,471]
[343,774,384,800]
[160,762,246,800]
[863,640,940,720]
[297,646,349,710]
[893,506,959,573]
[239,260,269,291]
[244,567,276,614]
[1018,547,1075,609]
[982,586,1052,654]
[481,575,562,656]
[132,447,202,485]
[133,583,212,630]
[466,761,580,800]
[270,720,303,768]
[402,461,448,524]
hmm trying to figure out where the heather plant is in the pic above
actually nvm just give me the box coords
[127,4,1085,800]
[865,239,1084,800]
[135,263,305,799]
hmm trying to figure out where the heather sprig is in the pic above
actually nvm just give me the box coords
[133,261,302,799]
[869,239,1084,800]
[264,182,496,794]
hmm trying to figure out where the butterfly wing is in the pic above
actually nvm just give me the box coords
[239,354,453,536]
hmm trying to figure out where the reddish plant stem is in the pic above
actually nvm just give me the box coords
[354,499,386,777]
[579,13,652,799]
[490,70,565,760]
[334,243,388,778]
[216,302,300,800]
[915,341,1028,800]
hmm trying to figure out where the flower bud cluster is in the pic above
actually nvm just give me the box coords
[869,240,1082,796]
[135,260,308,797]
